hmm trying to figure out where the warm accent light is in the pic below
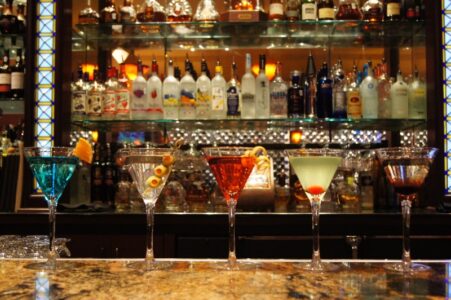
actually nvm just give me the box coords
[82,64,98,81]
[290,130,303,144]
[252,63,277,81]
[90,131,99,143]
[112,47,129,64]
[123,64,150,81]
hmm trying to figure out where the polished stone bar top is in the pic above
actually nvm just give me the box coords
[0,259,449,299]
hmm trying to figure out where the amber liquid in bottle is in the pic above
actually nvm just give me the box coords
[384,0,401,21]
[269,0,285,20]
[336,0,362,20]
[362,0,383,22]
[317,0,335,20]
[231,0,257,10]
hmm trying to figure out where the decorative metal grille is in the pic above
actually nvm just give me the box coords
[443,0,451,193]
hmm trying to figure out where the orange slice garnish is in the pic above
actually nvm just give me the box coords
[73,138,93,164]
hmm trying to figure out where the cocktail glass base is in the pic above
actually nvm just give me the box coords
[127,260,173,271]
[384,262,431,274]
[296,261,341,272]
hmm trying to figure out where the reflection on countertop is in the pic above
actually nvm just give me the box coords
[0,259,449,299]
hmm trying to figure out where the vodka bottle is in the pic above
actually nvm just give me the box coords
[377,59,391,118]
[390,70,409,119]
[270,61,288,118]
[316,62,332,118]
[346,65,362,119]
[211,61,227,119]
[116,63,130,119]
[103,66,118,120]
[163,59,180,120]
[179,56,196,120]
[360,61,378,119]
[255,54,270,118]
[130,58,148,119]
[227,60,240,118]
[87,69,105,118]
[408,69,426,119]
[147,58,163,120]
[71,65,88,121]
[288,70,303,118]
[196,58,212,119]
[241,53,256,119]
[332,59,347,118]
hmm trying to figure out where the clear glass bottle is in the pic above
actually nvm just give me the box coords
[241,53,256,119]
[332,60,347,118]
[166,0,192,22]
[103,66,118,120]
[255,54,270,119]
[71,65,88,121]
[115,168,131,212]
[211,61,227,119]
[377,59,391,118]
[147,58,164,120]
[100,0,118,23]
[336,0,362,20]
[116,63,131,119]
[194,0,219,22]
[270,61,288,118]
[301,0,317,20]
[360,61,379,119]
[87,69,105,118]
[196,58,212,119]
[163,59,180,120]
[408,68,426,119]
[390,70,409,119]
[179,56,197,120]
[362,0,383,22]
[346,65,362,119]
[227,60,241,118]
[131,58,148,119]
[79,0,100,24]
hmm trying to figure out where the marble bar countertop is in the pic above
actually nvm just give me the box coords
[0,259,449,299]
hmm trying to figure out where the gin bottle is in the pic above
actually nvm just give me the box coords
[179,56,196,120]
[408,68,426,119]
[360,61,378,119]
[147,58,163,120]
[390,70,409,119]
[241,53,256,119]
[196,58,212,119]
[163,59,180,120]
[255,54,270,118]
[270,61,288,118]
[131,58,148,120]
[211,61,227,119]
[227,60,240,118]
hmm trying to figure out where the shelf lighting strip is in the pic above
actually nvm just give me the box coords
[444,0,451,193]
[34,0,56,148]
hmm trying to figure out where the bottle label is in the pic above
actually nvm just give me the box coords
[302,3,317,20]
[180,89,196,107]
[103,90,117,114]
[409,88,426,118]
[347,90,361,118]
[11,72,24,90]
[285,0,300,18]
[87,92,103,115]
[0,74,11,90]
[333,91,346,113]
[288,89,302,116]
[116,89,130,114]
[269,3,284,16]
[270,90,288,116]
[211,87,225,111]
[163,94,179,107]
[318,7,334,19]
[72,91,87,114]
[227,86,240,116]
[387,3,400,17]
[196,87,211,107]
[149,87,163,112]
[131,88,147,111]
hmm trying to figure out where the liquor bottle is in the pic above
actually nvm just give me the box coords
[408,68,426,119]
[317,0,335,20]
[163,59,180,120]
[103,143,116,207]
[377,59,391,118]
[270,61,288,118]
[103,66,118,120]
[316,62,332,118]
[0,50,11,98]
[137,0,166,22]
[362,0,383,22]
[120,0,137,22]
[87,69,105,118]
[305,52,316,118]
[269,0,285,20]
[116,63,131,119]
[179,56,197,120]
[346,65,362,119]
[79,0,100,24]
[196,58,212,119]
[286,0,300,21]
[16,3,26,34]
[360,61,379,119]
[10,49,24,99]
[194,0,219,22]
[91,143,104,203]
[100,0,118,23]
[332,60,347,118]
[288,70,304,118]
[130,58,148,120]
[241,53,256,119]
[255,54,270,119]
[301,0,317,20]
[147,58,163,120]
[0,0,18,34]
[227,60,240,118]
[166,0,192,22]
[384,0,401,21]
[336,0,363,20]
[71,65,88,120]
[211,61,227,119]
[390,70,409,118]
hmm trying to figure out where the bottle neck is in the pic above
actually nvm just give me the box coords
[245,55,252,73]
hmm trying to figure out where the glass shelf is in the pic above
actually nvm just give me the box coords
[71,118,426,132]
[75,20,425,50]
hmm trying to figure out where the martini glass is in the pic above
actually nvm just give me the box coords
[203,147,256,270]
[24,147,79,270]
[119,147,174,271]
[286,148,343,272]
[376,147,438,274]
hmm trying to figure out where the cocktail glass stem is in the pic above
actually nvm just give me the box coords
[400,194,414,272]
[145,203,155,266]
[311,198,321,269]
[227,199,237,269]
[47,200,57,270]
